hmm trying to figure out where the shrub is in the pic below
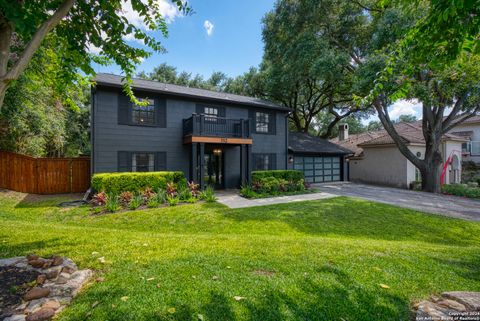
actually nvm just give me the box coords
[177,184,191,201]
[155,189,167,204]
[143,187,155,202]
[147,198,159,208]
[105,194,121,213]
[442,184,480,199]
[119,191,133,205]
[188,181,200,198]
[91,172,185,194]
[167,195,179,206]
[166,182,177,198]
[240,185,257,198]
[91,192,107,206]
[252,170,304,182]
[128,194,143,210]
[200,186,216,202]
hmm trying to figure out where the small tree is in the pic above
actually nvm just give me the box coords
[0,0,190,110]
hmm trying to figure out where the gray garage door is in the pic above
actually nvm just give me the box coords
[293,156,341,183]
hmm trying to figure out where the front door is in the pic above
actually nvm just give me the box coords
[204,150,224,189]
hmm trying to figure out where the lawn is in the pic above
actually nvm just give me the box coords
[1,190,479,321]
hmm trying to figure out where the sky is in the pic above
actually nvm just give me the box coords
[93,0,422,123]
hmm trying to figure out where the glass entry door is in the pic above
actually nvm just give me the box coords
[204,150,224,189]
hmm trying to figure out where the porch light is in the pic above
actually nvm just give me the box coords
[213,149,222,155]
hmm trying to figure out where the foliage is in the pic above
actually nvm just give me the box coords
[119,191,133,206]
[142,187,155,202]
[200,186,217,203]
[166,182,177,198]
[91,172,185,194]
[251,170,304,182]
[2,193,480,320]
[442,184,480,199]
[105,194,121,213]
[155,189,167,204]
[241,175,306,199]
[166,195,179,206]
[187,181,200,198]
[177,184,192,201]
[0,37,90,157]
[0,1,191,110]
[128,194,143,210]
[91,192,107,206]
[147,198,159,208]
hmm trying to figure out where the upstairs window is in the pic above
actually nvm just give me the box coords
[132,153,155,172]
[132,98,155,125]
[204,107,219,121]
[255,112,270,133]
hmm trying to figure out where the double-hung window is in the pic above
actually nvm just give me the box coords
[204,107,219,122]
[253,153,276,170]
[131,153,155,172]
[132,98,155,125]
[255,112,270,133]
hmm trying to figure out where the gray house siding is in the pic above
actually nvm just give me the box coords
[92,87,288,188]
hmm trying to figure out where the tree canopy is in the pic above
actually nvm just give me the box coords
[0,0,190,110]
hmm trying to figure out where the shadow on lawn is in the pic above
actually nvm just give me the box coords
[223,197,480,246]
[65,263,410,321]
[14,193,83,209]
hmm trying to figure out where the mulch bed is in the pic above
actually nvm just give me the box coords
[0,266,39,318]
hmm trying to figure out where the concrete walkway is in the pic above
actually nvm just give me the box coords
[216,190,337,209]
[316,182,480,221]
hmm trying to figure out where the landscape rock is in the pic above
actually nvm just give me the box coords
[442,291,480,311]
[3,315,26,321]
[25,307,55,321]
[51,256,63,266]
[42,300,61,311]
[23,288,50,301]
[36,274,46,285]
[24,299,48,314]
[414,291,480,320]
[0,257,24,267]
[43,267,61,279]
[28,259,47,269]
[26,254,39,262]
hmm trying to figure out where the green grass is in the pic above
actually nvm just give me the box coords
[0,190,479,321]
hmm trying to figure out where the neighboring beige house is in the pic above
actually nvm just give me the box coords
[331,122,466,189]
[449,115,480,164]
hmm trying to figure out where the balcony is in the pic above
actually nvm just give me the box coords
[183,114,252,145]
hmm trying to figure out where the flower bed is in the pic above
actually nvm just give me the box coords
[90,172,216,213]
[240,170,315,199]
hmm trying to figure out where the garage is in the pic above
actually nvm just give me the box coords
[288,132,353,183]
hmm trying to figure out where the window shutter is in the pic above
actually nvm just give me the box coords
[155,152,167,171]
[155,98,167,128]
[269,153,277,170]
[252,153,258,170]
[249,110,255,132]
[269,112,276,135]
[218,107,226,118]
[196,104,204,114]
[118,151,131,172]
[118,94,131,125]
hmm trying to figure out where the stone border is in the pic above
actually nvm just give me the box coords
[414,291,480,320]
[1,255,92,321]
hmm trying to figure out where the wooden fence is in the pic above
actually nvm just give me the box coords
[0,151,90,194]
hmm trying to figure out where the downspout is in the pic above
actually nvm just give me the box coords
[90,85,96,177]
[285,112,289,169]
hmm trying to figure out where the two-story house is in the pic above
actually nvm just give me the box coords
[91,74,352,189]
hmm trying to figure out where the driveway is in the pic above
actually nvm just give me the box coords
[316,182,480,221]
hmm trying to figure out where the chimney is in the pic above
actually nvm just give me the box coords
[339,124,349,141]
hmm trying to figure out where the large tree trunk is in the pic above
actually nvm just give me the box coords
[421,157,442,193]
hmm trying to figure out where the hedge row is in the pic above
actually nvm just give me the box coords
[92,172,185,194]
[252,170,304,182]
[441,183,480,199]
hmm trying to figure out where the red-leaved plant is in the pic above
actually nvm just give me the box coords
[119,191,133,205]
[187,181,200,198]
[143,187,155,201]
[91,192,107,206]
[166,182,177,198]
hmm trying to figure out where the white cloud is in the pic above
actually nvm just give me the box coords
[204,20,214,36]
[87,43,102,54]
[388,99,422,120]
[120,0,180,29]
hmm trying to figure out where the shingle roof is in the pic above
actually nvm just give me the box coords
[94,73,290,111]
[289,132,353,155]
[331,121,466,157]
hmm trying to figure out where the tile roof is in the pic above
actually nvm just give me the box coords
[289,132,353,155]
[331,121,466,157]
[94,73,290,111]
